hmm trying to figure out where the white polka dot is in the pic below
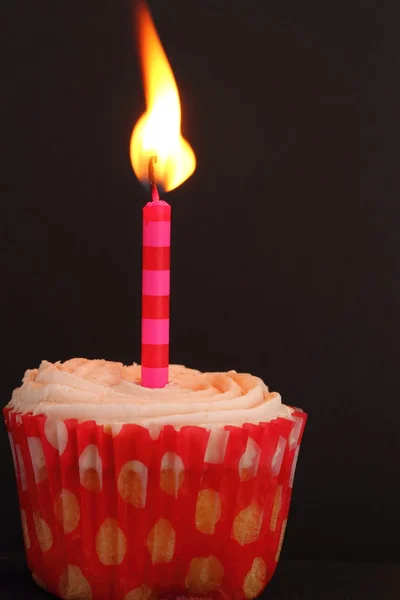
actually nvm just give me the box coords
[160,452,185,497]
[271,436,286,477]
[233,504,264,545]
[59,565,92,599]
[79,445,102,492]
[146,518,175,564]
[161,452,184,472]
[15,444,27,491]
[275,519,287,562]
[8,433,17,472]
[270,485,282,532]
[148,425,160,441]
[20,509,30,550]
[238,437,261,481]
[243,557,267,599]
[195,489,222,534]
[289,446,300,488]
[96,518,127,566]
[32,572,47,591]
[44,418,68,455]
[118,461,148,508]
[289,416,302,449]
[204,428,230,464]
[123,584,153,600]
[54,489,80,533]
[28,438,47,483]
[103,423,123,437]
[33,513,53,553]
[185,555,224,593]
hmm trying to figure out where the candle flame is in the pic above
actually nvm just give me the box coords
[130,1,196,192]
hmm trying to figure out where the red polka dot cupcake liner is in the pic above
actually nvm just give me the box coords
[3,407,306,599]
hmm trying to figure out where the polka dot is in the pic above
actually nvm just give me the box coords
[146,518,175,564]
[289,416,302,449]
[27,437,48,483]
[289,446,300,488]
[118,461,148,508]
[54,489,80,534]
[33,513,53,553]
[95,518,126,566]
[204,428,229,464]
[8,432,17,472]
[32,572,47,591]
[123,585,154,600]
[233,504,264,546]
[270,485,282,532]
[238,438,261,481]
[185,556,224,594]
[275,519,287,562]
[44,418,68,455]
[21,509,30,550]
[81,468,101,492]
[79,445,102,493]
[103,424,123,437]
[148,425,160,441]
[160,452,185,497]
[271,436,286,477]
[59,565,92,600]
[243,557,267,599]
[195,489,222,535]
[15,445,27,491]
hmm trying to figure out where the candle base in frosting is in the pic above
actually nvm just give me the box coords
[8,359,292,428]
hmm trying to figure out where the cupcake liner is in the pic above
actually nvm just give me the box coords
[4,406,306,600]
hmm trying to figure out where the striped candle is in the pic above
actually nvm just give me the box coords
[141,198,171,387]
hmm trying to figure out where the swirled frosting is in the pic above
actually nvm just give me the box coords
[8,359,292,428]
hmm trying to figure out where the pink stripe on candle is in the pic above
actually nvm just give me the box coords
[143,221,171,247]
[142,270,170,296]
[141,366,169,388]
[142,318,170,345]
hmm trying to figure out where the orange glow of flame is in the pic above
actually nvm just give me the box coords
[130,1,196,192]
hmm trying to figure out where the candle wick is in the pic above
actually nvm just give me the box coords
[148,155,159,202]
[148,155,157,187]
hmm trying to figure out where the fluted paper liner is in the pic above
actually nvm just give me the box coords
[4,406,306,599]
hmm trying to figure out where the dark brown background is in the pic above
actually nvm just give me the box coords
[1,0,399,564]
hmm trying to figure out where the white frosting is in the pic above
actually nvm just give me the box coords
[8,359,293,428]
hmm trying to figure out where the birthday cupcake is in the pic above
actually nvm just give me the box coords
[4,358,306,599]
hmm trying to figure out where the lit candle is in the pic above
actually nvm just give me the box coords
[130,1,196,387]
[141,157,171,388]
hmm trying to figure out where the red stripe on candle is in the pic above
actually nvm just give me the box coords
[142,295,170,319]
[141,344,169,368]
[141,199,171,389]
[143,201,171,221]
[143,246,170,270]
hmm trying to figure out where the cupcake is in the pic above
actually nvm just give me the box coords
[4,358,306,599]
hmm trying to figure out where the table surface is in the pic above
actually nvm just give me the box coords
[1,553,399,599]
